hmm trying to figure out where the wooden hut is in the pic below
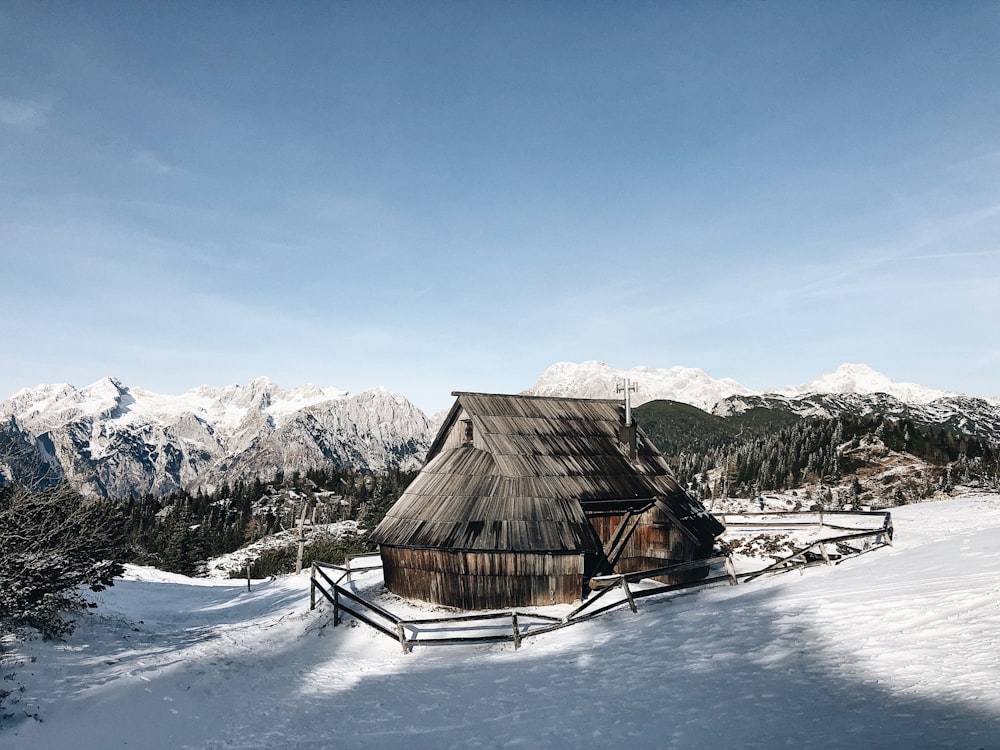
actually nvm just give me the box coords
[370,392,723,609]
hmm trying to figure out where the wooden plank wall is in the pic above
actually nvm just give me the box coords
[586,507,708,583]
[381,547,585,609]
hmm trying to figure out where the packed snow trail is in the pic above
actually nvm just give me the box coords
[3,496,1000,749]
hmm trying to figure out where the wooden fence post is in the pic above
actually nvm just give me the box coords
[725,555,738,585]
[310,563,316,610]
[621,579,637,613]
[397,622,410,654]
[294,501,309,574]
[512,612,521,650]
[333,586,341,626]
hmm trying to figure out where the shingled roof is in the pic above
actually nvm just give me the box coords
[371,392,723,553]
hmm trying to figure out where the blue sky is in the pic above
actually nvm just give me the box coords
[2,1,999,413]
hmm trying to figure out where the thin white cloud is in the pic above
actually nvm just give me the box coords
[131,148,185,176]
[909,248,1000,261]
[0,96,51,128]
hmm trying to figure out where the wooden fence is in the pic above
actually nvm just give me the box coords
[719,508,894,532]
[311,555,737,653]
[309,510,893,653]
[736,511,894,582]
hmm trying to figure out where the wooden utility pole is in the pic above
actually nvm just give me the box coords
[295,501,309,574]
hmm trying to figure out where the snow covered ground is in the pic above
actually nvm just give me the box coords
[4,496,1000,749]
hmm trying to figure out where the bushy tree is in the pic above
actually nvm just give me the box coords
[0,482,126,640]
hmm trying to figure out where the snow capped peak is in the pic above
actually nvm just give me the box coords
[247,375,278,388]
[1,377,134,424]
[189,378,351,418]
[84,375,127,393]
[79,376,131,407]
[261,382,349,422]
[525,361,964,412]
[3,382,75,418]
[797,363,894,393]
[0,375,431,497]
[231,377,279,410]
[780,363,953,405]
[525,360,754,411]
[0,377,358,431]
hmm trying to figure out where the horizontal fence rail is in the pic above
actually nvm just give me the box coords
[309,510,893,653]
[724,509,893,583]
[720,509,893,528]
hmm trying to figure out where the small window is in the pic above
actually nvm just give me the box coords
[462,418,474,444]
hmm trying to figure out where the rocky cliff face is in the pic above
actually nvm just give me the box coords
[0,377,433,498]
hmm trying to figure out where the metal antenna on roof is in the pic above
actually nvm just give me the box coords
[616,378,638,426]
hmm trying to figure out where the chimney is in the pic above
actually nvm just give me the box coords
[617,378,638,460]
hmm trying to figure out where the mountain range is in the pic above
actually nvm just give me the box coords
[523,360,965,409]
[527,361,1000,445]
[1,362,997,499]
[0,377,431,498]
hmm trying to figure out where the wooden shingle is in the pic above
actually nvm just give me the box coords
[372,392,723,552]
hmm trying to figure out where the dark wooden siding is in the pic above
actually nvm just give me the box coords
[381,546,585,608]
[586,506,710,583]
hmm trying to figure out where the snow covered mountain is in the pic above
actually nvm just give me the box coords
[2,362,997,499]
[775,362,955,404]
[526,361,968,409]
[525,361,755,411]
[526,361,1000,445]
[0,377,433,498]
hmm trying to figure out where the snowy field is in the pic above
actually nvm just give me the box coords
[3,496,1000,749]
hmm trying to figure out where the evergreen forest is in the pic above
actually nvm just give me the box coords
[116,467,417,578]
[636,400,1000,506]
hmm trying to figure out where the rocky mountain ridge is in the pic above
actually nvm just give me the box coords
[715,391,1000,445]
[2,363,997,499]
[527,361,1000,446]
[524,361,971,410]
[524,361,755,411]
[0,377,432,498]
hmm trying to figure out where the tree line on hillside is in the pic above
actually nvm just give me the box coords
[636,403,1000,505]
[118,466,417,576]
